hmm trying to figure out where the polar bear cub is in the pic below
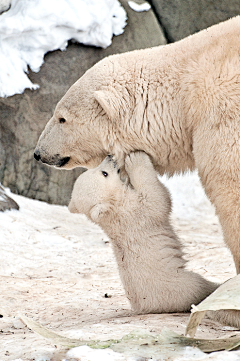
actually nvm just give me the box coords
[69,152,219,314]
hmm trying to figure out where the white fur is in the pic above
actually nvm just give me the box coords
[68,154,227,318]
[36,17,240,274]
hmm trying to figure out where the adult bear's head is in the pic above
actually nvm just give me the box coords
[34,54,136,170]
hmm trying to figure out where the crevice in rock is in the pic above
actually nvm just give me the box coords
[148,1,173,43]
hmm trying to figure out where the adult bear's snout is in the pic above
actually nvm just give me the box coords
[34,149,41,161]
[33,149,70,167]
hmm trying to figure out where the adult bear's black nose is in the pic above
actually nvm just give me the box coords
[34,149,41,161]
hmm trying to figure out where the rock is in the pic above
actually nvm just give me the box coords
[0,0,166,205]
[150,0,240,42]
[0,0,11,14]
[0,184,19,211]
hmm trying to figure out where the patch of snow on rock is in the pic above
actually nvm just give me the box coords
[0,0,127,97]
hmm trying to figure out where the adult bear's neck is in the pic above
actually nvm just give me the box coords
[101,16,240,176]
[107,45,194,176]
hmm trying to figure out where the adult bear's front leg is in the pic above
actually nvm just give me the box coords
[194,121,240,274]
[199,171,240,274]
[214,188,240,274]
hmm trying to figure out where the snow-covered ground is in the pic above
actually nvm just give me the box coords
[0,171,239,361]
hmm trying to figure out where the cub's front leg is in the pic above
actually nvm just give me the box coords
[125,151,171,208]
[125,151,157,189]
[125,151,167,198]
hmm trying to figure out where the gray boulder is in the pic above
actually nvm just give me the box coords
[0,0,166,205]
[0,184,19,212]
[0,0,11,14]
[150,0,240,42]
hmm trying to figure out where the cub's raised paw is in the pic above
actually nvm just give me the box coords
[125,151,152,174]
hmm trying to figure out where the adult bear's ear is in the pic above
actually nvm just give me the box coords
[94,88,120,120]
[90,203,111,222]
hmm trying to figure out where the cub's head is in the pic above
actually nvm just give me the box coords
[68,155,126,222]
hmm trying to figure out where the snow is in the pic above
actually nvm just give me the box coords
[65,345,126,361]
[128,1,151,12]
[159,172,215,221]
[0,0,127,97]
[175,350,240,361]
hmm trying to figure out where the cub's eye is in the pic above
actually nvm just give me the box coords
[59,117,66,123]
[102,171,108,177]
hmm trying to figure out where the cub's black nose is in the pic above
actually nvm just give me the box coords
[34,150,41,161]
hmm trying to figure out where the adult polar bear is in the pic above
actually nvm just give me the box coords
[35,16,240,273]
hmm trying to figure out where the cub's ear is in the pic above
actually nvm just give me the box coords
[94,88,121,120]
[90,203,111,222]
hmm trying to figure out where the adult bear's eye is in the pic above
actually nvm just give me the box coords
[102,171,108,177]
[59,117,66,123]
